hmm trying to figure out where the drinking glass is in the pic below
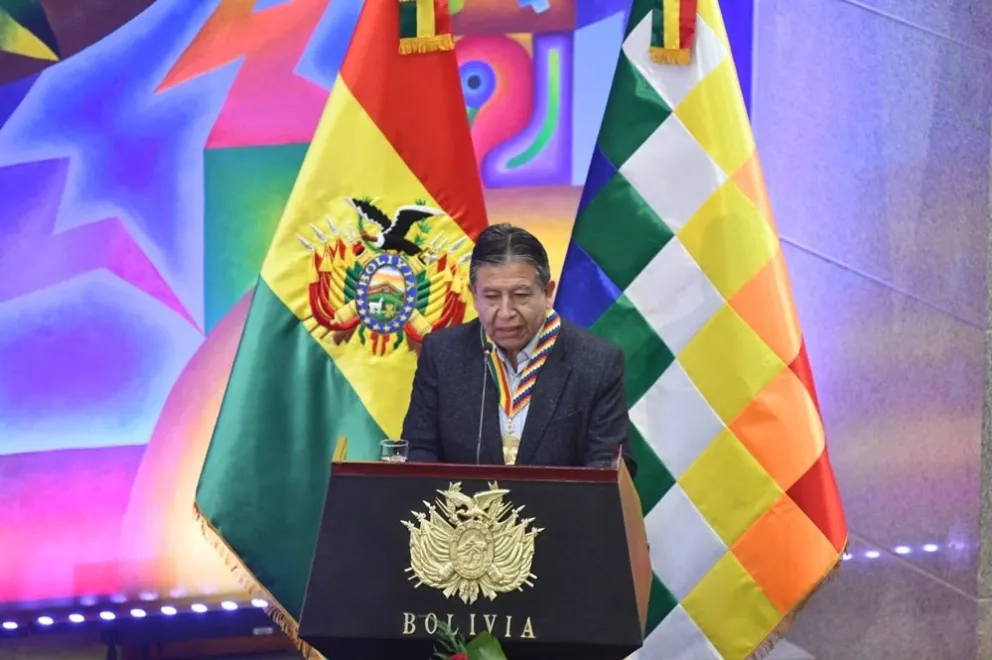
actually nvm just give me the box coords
[379,439,409,463]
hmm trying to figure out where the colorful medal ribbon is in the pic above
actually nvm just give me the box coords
[650,0,698,65]
[488,310,562,420]
[398,0,455,55]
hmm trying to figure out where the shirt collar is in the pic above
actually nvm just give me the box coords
[495,328,542,372]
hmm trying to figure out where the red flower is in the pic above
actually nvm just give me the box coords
[450,655,468,660]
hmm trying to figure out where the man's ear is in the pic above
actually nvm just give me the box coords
[545,280,557,306]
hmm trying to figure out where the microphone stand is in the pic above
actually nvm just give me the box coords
[475,343,493,465]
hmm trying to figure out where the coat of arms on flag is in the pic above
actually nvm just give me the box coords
[298,196,473,355]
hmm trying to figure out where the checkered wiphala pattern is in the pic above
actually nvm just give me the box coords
[554,0,847,658]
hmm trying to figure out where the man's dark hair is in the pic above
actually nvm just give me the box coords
[469,223,551,289]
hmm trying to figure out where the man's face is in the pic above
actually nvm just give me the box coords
[472,260,556,353]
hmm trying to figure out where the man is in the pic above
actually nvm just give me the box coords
[402,223,636,476]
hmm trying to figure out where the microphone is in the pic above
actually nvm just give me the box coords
[475,341,494,465]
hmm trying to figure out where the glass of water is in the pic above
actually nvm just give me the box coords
[379,439,409,463]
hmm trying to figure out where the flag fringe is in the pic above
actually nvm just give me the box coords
[399,33,454,55]
[192,502,323,660]
[745,538,849,660]
[649,46,691,65]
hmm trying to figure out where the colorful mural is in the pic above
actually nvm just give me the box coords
[0,0,634,609]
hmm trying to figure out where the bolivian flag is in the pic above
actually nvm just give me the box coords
[194,0,486,656]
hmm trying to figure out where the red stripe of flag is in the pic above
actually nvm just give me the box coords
[339,0,487,239]
[788,448,848,552]
[679,0,698,50]
[789,340,822,413]
[434,0,452,35]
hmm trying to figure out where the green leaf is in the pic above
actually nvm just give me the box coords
[432,621,467,656]
[343,262,362,302]
[465,632,506,660]
[411,217,433,247]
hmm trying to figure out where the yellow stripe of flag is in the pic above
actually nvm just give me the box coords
[663,0,681,51]
[416,0,435,38]
[261,77,476,437]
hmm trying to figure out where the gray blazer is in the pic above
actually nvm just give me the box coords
[402,318,637,476]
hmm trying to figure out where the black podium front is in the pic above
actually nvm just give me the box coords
[298,460,651,659]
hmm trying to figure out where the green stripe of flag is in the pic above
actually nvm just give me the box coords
[398,1,418,39]
[589,294,674,405]
[647,575,678,634]
[596,56,671,168]
[628,425,675,514]
[650,1,665,48]
[572,172,674,290]
[626,0,657,38]
[196,278,384,620]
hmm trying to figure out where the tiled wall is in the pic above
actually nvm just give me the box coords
[752,0,992,658]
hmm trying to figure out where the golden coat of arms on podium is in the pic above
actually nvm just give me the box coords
[402,482,543,605]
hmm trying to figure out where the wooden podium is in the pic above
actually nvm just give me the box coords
[298,459,652,659]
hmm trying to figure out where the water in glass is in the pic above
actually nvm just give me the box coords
[380,439,408,463]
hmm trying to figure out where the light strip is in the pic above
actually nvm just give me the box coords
[0,599,271,631]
